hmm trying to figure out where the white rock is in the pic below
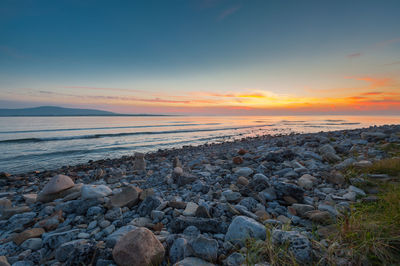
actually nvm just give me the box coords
[81,185,112,199]
[183,202,198,216]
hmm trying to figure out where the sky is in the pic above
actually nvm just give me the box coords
[0,0,400,115]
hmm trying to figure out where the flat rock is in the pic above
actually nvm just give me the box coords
[183,202,198,216]
[171,216,225,234]
[235,167,254,177]
[13,228,45,245]
[22,194,37,204]
[225,216,266,245]
[37,183,82,203]
[110,186,141,208]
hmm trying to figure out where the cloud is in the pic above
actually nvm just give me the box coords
[0,45,28,59]
[63,86,144,93]
[374,37,400,48]
[347,52,362,58]
[218,5,241,21]
[344,76,392,88]
[384,61,400,66]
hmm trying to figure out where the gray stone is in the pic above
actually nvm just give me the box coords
[235,167,254,177]
[225,216,266,245]
[222,190,241,202]
[272,229,312,263]
[171,216,226,234]
[55,239,96,264]
[134,152,146,171]
[105,225,137,248]
[151,210,165,220]
[173,257,215,266]
[11,261,33,266]
[273,182,304,202]
[110,186,141,208]
[138,196,162,217]
[20,238,42,251]
[348,185,366,197]
[223,252,245,266]
[105,208,122,221]
[169,238,191,264]
[291,204,315,217]
[103,224,115,235]
[189,235,218,262]
[42,229,79,249]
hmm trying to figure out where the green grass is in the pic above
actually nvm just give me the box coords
[333,184,400,264]
[381,143,400,157]
[242,226,299,266]
[331,157,400,264]
[366,158,400,177]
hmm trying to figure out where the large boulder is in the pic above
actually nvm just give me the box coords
[37,175,75,202]
[225,216,266,245]
[40,174,74,195]
[112,228,165,266]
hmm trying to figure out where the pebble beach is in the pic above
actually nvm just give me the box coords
[0,124,399,265]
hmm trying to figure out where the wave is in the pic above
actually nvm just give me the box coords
[1,134,236,162]
[0,124,272,144]
[0,123,222,134]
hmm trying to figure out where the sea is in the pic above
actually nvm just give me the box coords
[0,115,399,174]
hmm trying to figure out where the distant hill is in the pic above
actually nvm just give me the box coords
[0,106,167,116]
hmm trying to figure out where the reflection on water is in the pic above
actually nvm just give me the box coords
[0,115,399,174]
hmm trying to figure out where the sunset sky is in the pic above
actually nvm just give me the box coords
[1,0,399,115]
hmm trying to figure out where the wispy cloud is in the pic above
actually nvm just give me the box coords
[0,45,28,59]
[218,5,241,21]
[344,76,392,88]
[347,52,362,58]
[374,37,400,48]
[62,86,144,93]
[383,61,400,66]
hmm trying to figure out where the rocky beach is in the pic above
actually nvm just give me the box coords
[0,124,399,266]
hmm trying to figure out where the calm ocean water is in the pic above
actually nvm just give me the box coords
[0,115,399,174]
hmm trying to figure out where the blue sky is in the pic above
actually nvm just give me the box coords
[1,0,400,114]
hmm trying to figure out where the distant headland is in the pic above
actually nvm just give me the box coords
[0,106,171,117]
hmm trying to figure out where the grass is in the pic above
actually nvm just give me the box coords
[242,225,299,266]
[333,184,400,264]
[366,157,400,177]
[381,143,400,157]
[331,157,400,264]
[243,157,400,265]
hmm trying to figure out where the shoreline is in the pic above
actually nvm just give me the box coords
[14,124,399,178]
[0,124,399,265]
